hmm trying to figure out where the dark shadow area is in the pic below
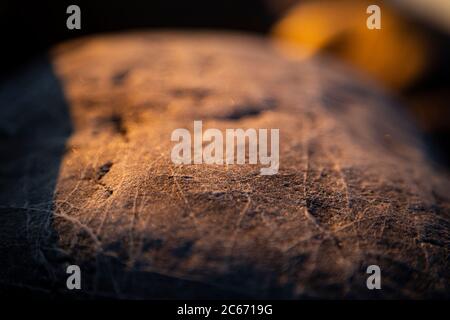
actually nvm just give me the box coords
[0,55,72,296]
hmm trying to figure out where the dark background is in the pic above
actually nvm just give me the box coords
[0,0,281,78]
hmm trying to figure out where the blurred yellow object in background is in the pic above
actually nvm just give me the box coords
[272,0,429,90]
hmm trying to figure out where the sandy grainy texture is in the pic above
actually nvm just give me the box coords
[0,32,449,298]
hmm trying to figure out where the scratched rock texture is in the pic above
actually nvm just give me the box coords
[0,32,449,299]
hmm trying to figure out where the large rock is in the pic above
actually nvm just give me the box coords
[0,32,448,298]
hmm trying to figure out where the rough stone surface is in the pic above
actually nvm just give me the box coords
[0,32,449,298]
